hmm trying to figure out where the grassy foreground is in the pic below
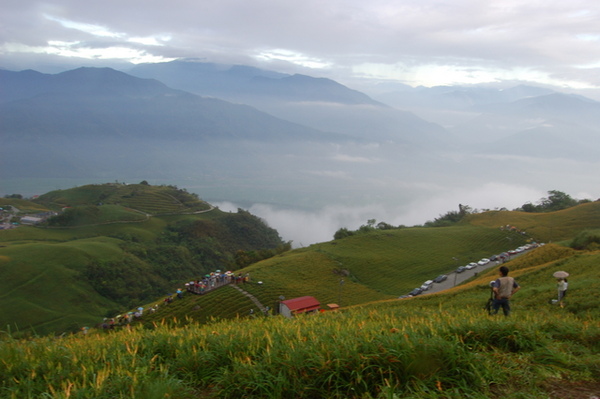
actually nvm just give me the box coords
[1,246,599,398]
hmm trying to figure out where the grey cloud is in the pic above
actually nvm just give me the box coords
[2,0,599,89]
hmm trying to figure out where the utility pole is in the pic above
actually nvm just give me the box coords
[452,257,460,286]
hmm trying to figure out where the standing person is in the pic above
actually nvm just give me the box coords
[557,278,568,308]
[491,266,521,316]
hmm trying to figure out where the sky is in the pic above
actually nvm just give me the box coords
[2,0,600,93]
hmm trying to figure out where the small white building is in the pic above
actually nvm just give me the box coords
[20,216,43,225]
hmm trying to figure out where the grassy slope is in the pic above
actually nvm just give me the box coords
[0,245,598,398]
[0,211,229,335]
[35,183,212,214]
[0,198,49,213]
[466,201,600,243]
[193,224,531,315]
[138,203,600,328]
[0,183,224,335]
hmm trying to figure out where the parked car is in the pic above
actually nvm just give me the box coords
[456,266,466,273]
[420,280,434,291]
[466,262,478,269]
[433,274,447,283]
[409,288,423,296]
[477,258,490,266]
[489,255,498,261]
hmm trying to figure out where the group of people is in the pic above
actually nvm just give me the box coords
[88,270,251,333]
[488,266,569,316]
[185,271,250,295]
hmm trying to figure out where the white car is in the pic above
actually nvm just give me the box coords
[465,263,477,270]
[477,258,490,266]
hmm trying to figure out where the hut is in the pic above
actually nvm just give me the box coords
[279,296,320,318]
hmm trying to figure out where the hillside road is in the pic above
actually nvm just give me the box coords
[420,249,532,296]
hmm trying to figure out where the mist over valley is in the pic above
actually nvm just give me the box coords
[2,61,599,245]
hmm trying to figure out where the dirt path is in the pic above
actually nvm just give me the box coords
[231,285,267,314]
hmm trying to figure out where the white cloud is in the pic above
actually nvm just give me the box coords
[213,183,547,247]
[332,154,378,163]
[255,48,332,69]
[128,35,171,46]
[44,15,124,38]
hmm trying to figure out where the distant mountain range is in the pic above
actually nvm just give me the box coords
[127,60,450,145]
[129,59,382,106]
[0,67,331,142]
[0,65,449,186]
[1,61,599,210]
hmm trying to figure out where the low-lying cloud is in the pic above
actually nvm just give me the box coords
[214,182,548,247]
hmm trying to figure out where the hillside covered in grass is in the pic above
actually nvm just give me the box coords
[1,192,599,397]
[1,240,598,398]
[0,183,285,336]
[129,202,599,329]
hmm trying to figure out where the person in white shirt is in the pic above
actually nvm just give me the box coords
[557,278,568,308]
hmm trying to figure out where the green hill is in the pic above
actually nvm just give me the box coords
[465,201,600,243]
[1,194,599,397]
[134,202,600,329]
[0,183,284,336]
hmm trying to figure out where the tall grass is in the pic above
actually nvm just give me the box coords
[1,302,598,398]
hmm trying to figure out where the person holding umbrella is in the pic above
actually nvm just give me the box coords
[553,271,569,308]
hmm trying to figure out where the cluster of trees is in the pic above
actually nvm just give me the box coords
[517,190,590,213]
[424,204,472,227]
[334,219,405,240]
[79,209,288,309]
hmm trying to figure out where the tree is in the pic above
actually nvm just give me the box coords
[539,190,578,212]
[521,203,537,213]
[334,228,354,240]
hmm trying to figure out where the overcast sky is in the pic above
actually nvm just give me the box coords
[2,0,600,92]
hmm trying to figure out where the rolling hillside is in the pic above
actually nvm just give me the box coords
[1,213,598,398]
[0,183,284,336]
[135,201,600,329]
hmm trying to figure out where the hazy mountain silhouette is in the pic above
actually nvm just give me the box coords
[128,59,381,106]
[128,59,451,146]
[1,67,360,180]
[2,64,599,221]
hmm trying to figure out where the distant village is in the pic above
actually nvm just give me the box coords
[0,202,57,230]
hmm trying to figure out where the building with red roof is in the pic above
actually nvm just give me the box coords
[279,296,320,318]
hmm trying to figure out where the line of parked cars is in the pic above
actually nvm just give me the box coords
[400,242,542,298]
[400,274,448,298]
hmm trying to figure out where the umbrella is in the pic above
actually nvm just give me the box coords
[553,271,569,278]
